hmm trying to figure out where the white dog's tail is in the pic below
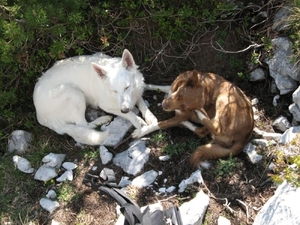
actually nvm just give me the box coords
[56,124,109,145]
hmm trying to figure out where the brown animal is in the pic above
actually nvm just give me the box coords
[132,69,254,167]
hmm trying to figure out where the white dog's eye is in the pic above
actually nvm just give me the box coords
[125,85,130,90]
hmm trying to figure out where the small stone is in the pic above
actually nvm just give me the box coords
[39,198,59,213]
[12,155,34,174]
[251,98,259,105]
[243,143,263,164]
[113,140,151,175]
[159,187,166,193]
[118,176,131,187]
[8,130,32,153]
[56,170,73,182]
[34,165,58,182]
[46,190,57,199]
[99,167,115,182]
[99,146,113,164]
[62,162,77,171]
[273,115,291,132]
[131,170,158,188]
[42,153,66,168]
[178,170,203,193]
[166,186,176,193]
[159,155,170,161]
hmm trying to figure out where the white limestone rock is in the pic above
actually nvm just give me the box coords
[273,115,291,132]
[34,165,58,182]
[280,126,300,145]
[179,190,209,225]
[42,153,66,168]
[178,170,204,193]
[289,103,300,122]
[253,181,300,225]
[8,130,32,153]
[293,86,300,107]
[113,139,151,175]
[118,176,131,188]
[39,198,60,213]
[99,145,113,164]
[62,162,77,171]
[46,190,57,199]
[131,170,158,188]
[56,170,73,182]
[250,68,265,81]
[12,155,34,174]
[243,143,263,164]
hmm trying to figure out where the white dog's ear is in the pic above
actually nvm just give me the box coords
[92,63,107,78]
[121,49,136,70]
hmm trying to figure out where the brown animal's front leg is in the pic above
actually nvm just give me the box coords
[195,109,221,136]
[132,112,190,138]
[180,121,210,137]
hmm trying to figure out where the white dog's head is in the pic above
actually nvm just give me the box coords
[92,49,140,113]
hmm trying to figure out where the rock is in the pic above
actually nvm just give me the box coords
[8,130,32,153]
[118,176,131,187]
[293,86,300,107]
[42,153,66,168]
[289,103,300,122]
[250,68,265,81]
[99,167,115,182]
[34,165,58,182]
[131,170,158,188]
[273,95,280,106]
[56,170,73,182]
[113,140,151,175]
[280,126,300,145]
[12,155,34,173]
[179,190,209,225]
[46,190,57,199]
[251,139,275,147]
[166,186,176,193]
[273,115,291,132]
[251,98,259,105]
[62,162,77,171]
[102,108,139,147]
[159,155,171,161]
[253,180,300,225]
[218,216,231,225]
[265,37,299,94]
[243,143,263,164]
[99,146,113,164]
[178,170,204,193]
[272,6,292,31]
[254,128,282,141]
[39,198,59,213]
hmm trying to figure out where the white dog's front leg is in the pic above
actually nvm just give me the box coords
[137,97,158,125]
[132,123,160,138]
[111,110,147,128]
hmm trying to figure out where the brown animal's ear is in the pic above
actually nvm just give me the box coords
[186,70,199,87]
[92,63,107,78]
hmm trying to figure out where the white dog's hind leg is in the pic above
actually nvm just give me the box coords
[137,97,158,125]
[145,84,171,93]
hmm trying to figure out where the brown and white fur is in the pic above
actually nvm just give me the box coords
[133,70,254,167]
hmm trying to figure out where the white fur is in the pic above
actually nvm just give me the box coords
[33,49,157,145]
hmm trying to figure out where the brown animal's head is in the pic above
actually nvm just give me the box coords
[162,70,205,112]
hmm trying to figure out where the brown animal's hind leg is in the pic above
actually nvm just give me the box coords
[195,109,221,136]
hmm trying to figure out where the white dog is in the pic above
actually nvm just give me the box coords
[33,49,157,145]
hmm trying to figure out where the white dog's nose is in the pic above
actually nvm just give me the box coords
[121,107,130,113]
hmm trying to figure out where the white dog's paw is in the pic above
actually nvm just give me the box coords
[137,116,148,127]
[132,128,143,138]
[92,115,113,125]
